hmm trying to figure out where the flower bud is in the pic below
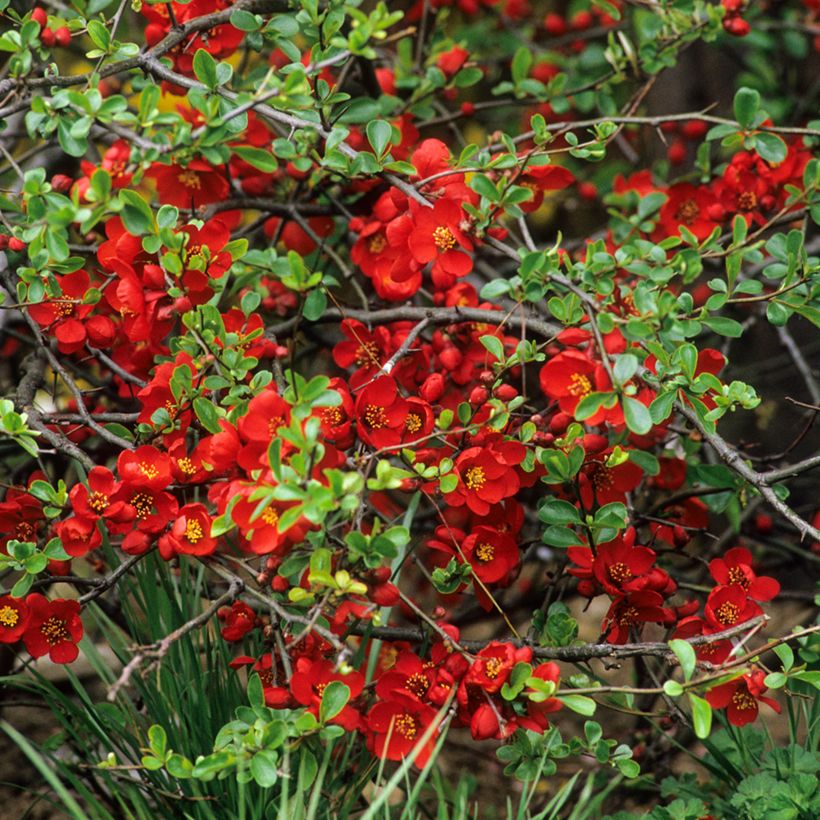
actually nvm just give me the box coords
[54,26,71,47]
[469,386,489,406]
[494,383,518,401]
[419,372,445,403]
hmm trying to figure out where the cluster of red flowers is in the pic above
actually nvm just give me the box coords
[230,626,561,762]
[612,141,811,242]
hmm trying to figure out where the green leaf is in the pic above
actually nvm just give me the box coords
[557,694,596,716]
[319,681,350,723]
[479,334,504,361]
[689,693,712,739]
[192,49,218,88]
[303,289,327,321]
[702,316,743,338]
[649,391,676,424]
[754,132,787,164]
[366,120,392,157]
[663,680,684,697]
[538,498,581,525]
[622,396,652,434]
[250,749,279,787]
[193,397,222,434]
[733,87,760,129]
[119,190,155,236]
[773,643,794,672]
[669,639,696,682]
[230,9,261,30]
[232,145,278,173]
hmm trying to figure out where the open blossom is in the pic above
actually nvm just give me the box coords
[0,595,30,643]
[708,546,780,602]
[23,594,83,664]
[158,503,218,558]
[367,692,440,768]
[446,441,525,516]
[705,668,781,726]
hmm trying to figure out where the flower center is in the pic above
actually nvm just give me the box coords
[131,492,153,519]
[716,601,740,625]
[464,466,486,490]
[185,519,204,544]
[567,372,591,397]
[368,234,387,253]
[432,225,456,251]
[88,491,109,514]
[261,508,279,527]
[395,713,418,740]
[140,462,159,480]
[737,191,757,211]
[177,457,196,476]
[731,688,756,711]
[405,413,422,434]
[405,672,429,698]
[55,300,75,318]
[267,415,286,435]
[618,606,639,626]
[41,616,70,645]
[322,406,343,426]
[727,566,750,589]
[609,562,632,583]
[475,542,495,562]
[675,199,700,224]
[592,466,614,491]
[364,404,388,430]
[484,657,504,679]
[355,341,380,366]
[0,606,19,627]
[178,169,202,189]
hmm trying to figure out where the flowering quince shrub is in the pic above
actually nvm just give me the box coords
[0,0,819,816]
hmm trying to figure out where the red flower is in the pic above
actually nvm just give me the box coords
[447,442,525,516]
[333,319,391,388]
[218,601,258,642]
[602,590,674,644]
[22,594,83,664]
[579,453,644,507]
[705,668,781,726]
[54,515,103,558]
[292,657,365,730]
[464,642,530,694]
[539,350,611,423]
[657,183,720,240]
[568,531,657,597]
[672,616,732,664]
[461,526,520,585]
[117,445,172,492]
[406,198,473,279]
[28,270,115,354]
[354,376,409,450]
[147,159,230,209]
[367,693,440,767]
[80,139,133,189]
[708,547,780,602]
[69,466,135,532]
[518,662,562,733]
[376,651,433,702]
[0,595,30,643]
[704,585,763,633]
[158,503,218,558]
